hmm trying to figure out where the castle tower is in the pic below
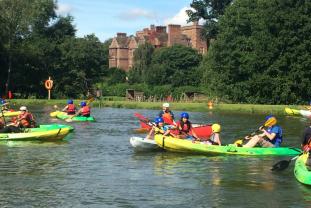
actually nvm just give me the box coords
[167,24,182,46]
[109,33,130,71]
[181,21,207,54]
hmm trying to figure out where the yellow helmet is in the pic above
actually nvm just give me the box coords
[212,124,221,133]
[264,116,277,127]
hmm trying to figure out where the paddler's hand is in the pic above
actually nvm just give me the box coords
[258,126,264,131]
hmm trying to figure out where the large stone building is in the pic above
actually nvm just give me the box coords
[109,21,207,71]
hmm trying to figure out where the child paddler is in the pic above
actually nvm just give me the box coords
[243,115,283,148]
[171,112,201,141]
[62,99,76,115]
[145,117,171,140]
[76,101,91,117]
[198,124,222,146]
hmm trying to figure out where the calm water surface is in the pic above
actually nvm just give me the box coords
[0,107,310,207]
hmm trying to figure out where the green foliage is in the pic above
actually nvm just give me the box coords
[187,0,233,40]
[128,43,154,84]
[147,45,202,86]
[202,0,311,104]
[107,67,127,85]
[0,0,108,98]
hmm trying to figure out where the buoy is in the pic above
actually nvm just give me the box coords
[208,101,213,109]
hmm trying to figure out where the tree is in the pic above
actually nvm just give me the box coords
[107,67,127,85]
[187,0,233,40]
[56,35,106,97]
[201,0,311,104]
[128,43,154,83]
[147,45,202,87]
[0,0,56,96]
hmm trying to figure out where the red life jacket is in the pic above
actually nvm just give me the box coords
[162,112,173,124]
[67,104,76,114]
[177,121,191,134]
[18,112,34,128]
[81,106,90,116]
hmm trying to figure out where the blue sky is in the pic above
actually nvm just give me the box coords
[56,0,194,42]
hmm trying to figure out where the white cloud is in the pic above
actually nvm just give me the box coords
[56,3,73,15]
[117,8,156,21]
[164,7,205,26]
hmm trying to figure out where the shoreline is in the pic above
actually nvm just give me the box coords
[6,99,302,115]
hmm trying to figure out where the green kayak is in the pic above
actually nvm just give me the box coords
[155,135,302,156]
[294,153,311,185]
[0,124,74,141]
[51,111,95,122]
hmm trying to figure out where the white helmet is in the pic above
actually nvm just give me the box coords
[20,106,27,111]
[163,103,170,108]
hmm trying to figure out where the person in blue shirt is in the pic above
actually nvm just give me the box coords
[243,115,283,148]
[145,117,171,140]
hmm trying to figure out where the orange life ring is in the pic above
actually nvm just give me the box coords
[45,80,53,90]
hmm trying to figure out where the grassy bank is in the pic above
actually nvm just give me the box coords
[6,99,302,115]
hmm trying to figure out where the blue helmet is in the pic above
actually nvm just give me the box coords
[0,99,6,105]
[265,115,274,121]
[180,112,189,119]
[67,99,73,104]
[80,101,86,107]
[154,117,164,124]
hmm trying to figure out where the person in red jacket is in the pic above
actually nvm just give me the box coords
[76,101,90,117]
[62,99,76,115]
[0,106,36,133]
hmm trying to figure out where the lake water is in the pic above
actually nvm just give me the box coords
[0,107,310,207]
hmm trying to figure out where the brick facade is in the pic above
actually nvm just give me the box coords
[109,22,207,71]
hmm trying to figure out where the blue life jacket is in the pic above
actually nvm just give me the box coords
[267,125,283,147]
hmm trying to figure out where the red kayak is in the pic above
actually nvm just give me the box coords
[134,113,213,139]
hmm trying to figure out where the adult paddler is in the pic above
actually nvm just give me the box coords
[158,103,175,125]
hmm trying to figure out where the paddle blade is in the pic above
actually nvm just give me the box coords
[271,160,291,171]
[86,97,95,105]
[134,113,147,120]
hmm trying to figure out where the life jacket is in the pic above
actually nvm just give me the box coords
[177,121,191,134]
[159,110,174,125]
[67,104,76,114]
[303,138,311,152]
[266,125,283,147]
[162,112,173,124]
[18,112,34,128]
[81,106,90,116]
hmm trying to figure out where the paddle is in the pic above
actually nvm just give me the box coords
[271,153,303,171]
[0,104,7,126]
[65,97,94,122]
[134,113,154,127]
[233,129,263,146]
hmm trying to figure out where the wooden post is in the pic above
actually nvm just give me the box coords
[44,76,53,100]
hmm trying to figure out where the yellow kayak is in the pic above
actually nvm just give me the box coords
[285,107,311,118]
[0,111,21,117]
[154,135,301,156]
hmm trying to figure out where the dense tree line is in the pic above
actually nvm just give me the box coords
[200,0,311,104]
[1,0,310,104]
[0,0,107,98]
